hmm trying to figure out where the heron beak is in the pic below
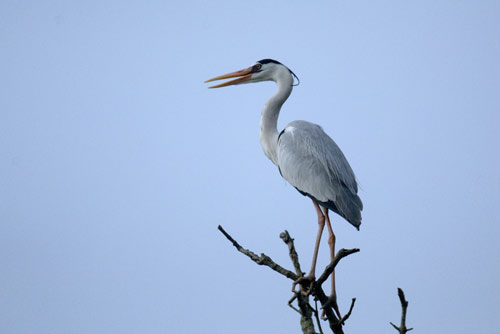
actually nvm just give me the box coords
[205,66,253,88]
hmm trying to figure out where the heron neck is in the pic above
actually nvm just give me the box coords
[259,75,293,165]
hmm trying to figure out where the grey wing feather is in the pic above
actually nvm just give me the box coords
[277,120,363,228]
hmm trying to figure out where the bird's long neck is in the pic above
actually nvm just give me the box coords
[259,72,293,165]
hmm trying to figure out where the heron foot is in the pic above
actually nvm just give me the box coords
[321,294,342,321]
[292,274,315,295]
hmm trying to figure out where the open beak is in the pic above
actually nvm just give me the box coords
[205,66,253,88]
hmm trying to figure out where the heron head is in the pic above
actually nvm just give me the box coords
[205,59,299,88]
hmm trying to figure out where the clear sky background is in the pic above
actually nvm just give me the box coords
[1,1,499,333]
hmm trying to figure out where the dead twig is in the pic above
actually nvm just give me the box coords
[280,230,303,276]
[280,230,315,334]
[390,288,413,333]
[340,298,356,325]
[288,294,301,314]
[217,225,298,280]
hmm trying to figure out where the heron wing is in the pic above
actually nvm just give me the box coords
[277,120,362,228]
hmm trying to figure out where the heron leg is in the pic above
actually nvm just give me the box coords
[292,200,325,293]
[310,201,326,277]
[323,207,342,319]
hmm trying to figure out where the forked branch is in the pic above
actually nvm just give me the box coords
[390,288,413,333]
[218,225,359,334]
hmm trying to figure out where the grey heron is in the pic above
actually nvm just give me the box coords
[206,59,362,317]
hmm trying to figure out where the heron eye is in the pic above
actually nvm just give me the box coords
[252,64,262,73]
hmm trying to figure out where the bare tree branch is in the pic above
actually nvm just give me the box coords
[314,299,325,334]
[280,230,316,334]
[390,288,413,333]
[218,225,360,334]
[280,230,303,276]
[309,249,360,334]
[288,294,301,314]
[340,298,356,324]
[297,293,315,334]
[217,225,298,280]
[316,248,360,286]
[281,233,360,334]
[312,283,344,334]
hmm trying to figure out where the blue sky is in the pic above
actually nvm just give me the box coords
[1,1,500,333]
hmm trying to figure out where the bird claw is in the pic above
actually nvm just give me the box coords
[321,294,342,321]
[292,274,316,295]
